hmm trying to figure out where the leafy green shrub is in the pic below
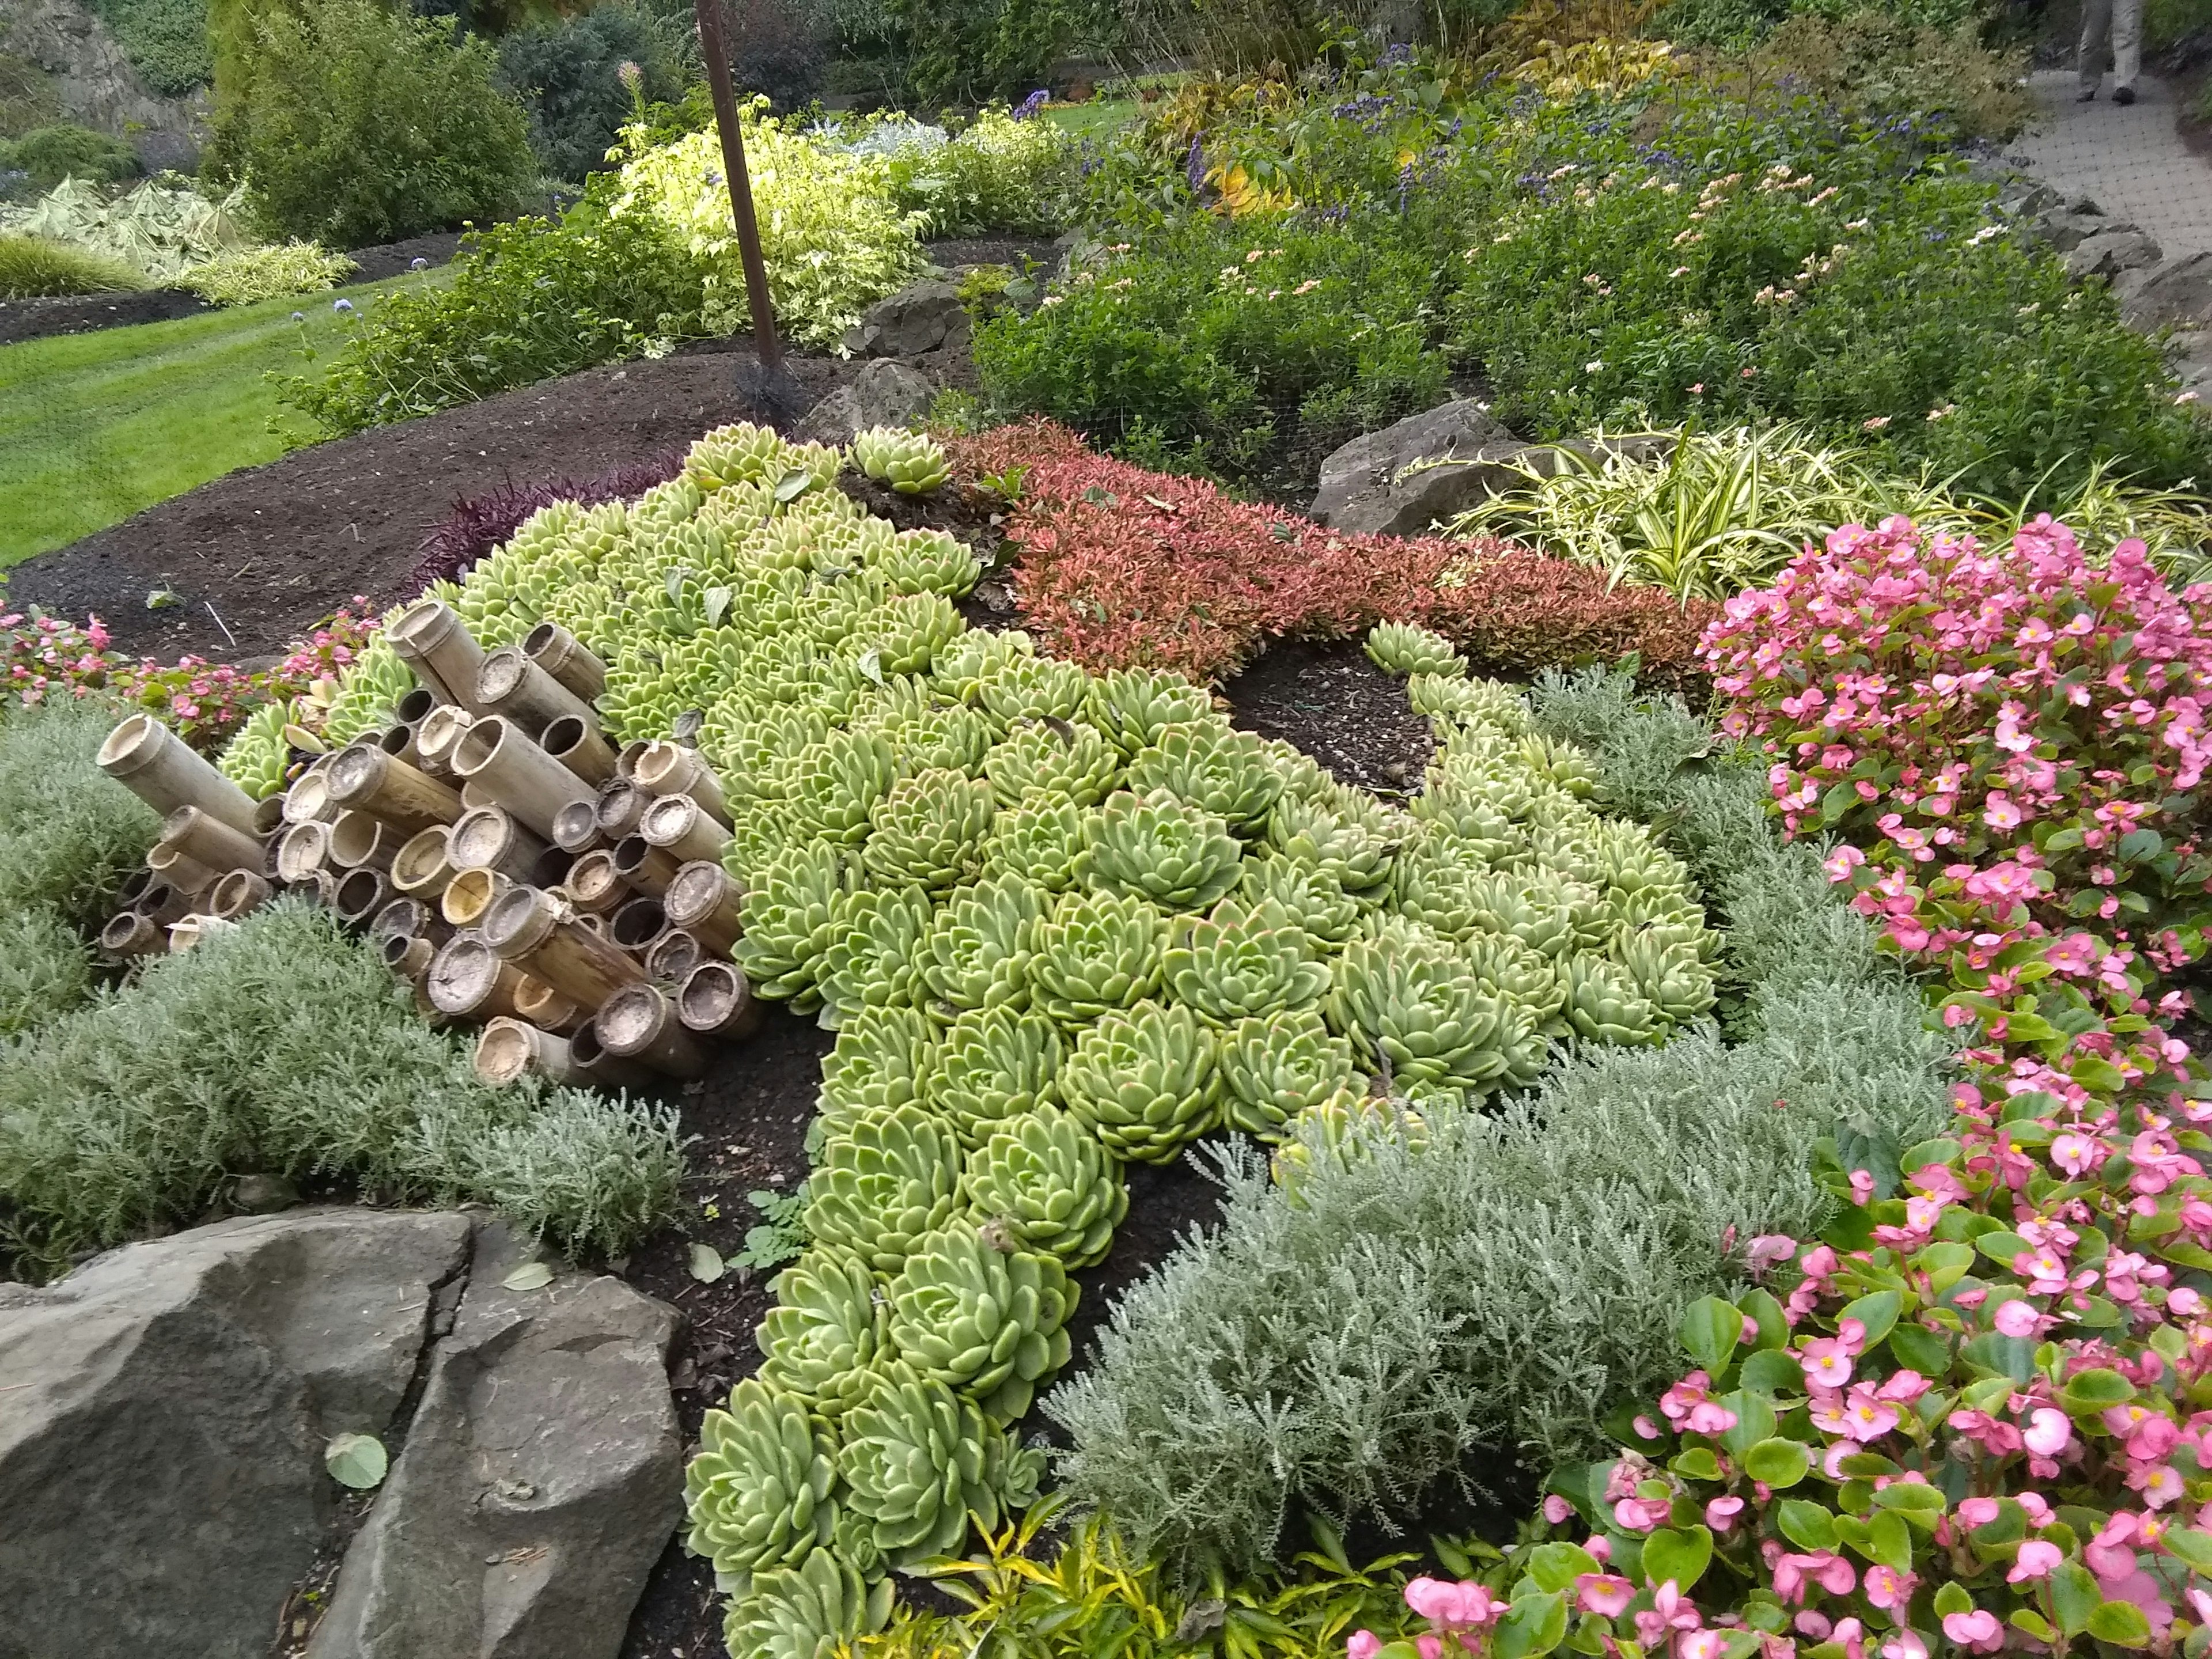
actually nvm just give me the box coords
[975,218,1448,485]
[0,698,159,932]
[178,240,354,304]
[495,2,684,184]
[206,0,537,248]
[85,0,213,95]
[1754,9,2032,144]
[0,230,146,298]
[0,900,684,1278]
[1451,161,2212,503]
[872,107,1073,236]
[0,123,141,190]
[862,0,1100,107]
[0,909,94,1039]
[0,175,252,280]
[283,188,707,435]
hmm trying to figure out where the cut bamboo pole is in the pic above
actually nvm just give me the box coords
[260,835,286,882]
[252,794,289,837]
[97,712,259,833]
[569,1019,660,1090]
[101,910,166,956]
[679,960,762,1038]
[639,794,732,866]
[135,880,201,926]
[148,840,221,894]
[477,645,597,737]
[282,766,339,827]
[449,806,548,882]
[294,869,339,907]
[460,781,500,813]
[632,741,730,825]
[475,1018,590,1087]
[562,849,630,915]
[160,805,264,875]
[479,884,647,1011]
[383,934,435,983]
[610,897,668,954]
[540,714,616,786]
[391,600,488,711]
[441,868,510,930]
[168,914,234,953]
[208,869,274,920]
[426,935,528,1021]
[665,859,745,952]
[612,835,680,899]
[524,622,607,702]
[530,845,575,890]
[593,778,650,840]
[369,896,449,953]
[595,982,708,1077]
[551,799,603,855]
[395,687,438,726]
[325,744,465,837]
[376,721,431,774]
[332,868,393,926]
[275,822,334,885]
[450,717,593,840]
[390,827,457,899]
[415,705,475,777]
[119,868,154,910]
[615,740,652,781]
[645,929,704,985]
[514,975,586,1035]
[329,810,402,873]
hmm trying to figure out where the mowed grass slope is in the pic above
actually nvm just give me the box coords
[0,271,440,564]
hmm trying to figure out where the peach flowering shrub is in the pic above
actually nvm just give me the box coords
[1350,1065,2212,1659]
[1699,517,2212,1104]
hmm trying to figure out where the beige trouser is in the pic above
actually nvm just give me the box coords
[2078,0,2142,92]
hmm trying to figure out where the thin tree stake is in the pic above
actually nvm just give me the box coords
[693,0,783,378]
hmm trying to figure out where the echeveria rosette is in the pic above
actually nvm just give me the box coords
[981,797,1090,893]
[1267,793,1402,903]
[733,841,856,1010]
[884,1218,1078,1423]
[1217,1006,1364,1139]
[1324,918,1525,1094]
[1407,672,1531,731]
[931,627,1035,706]
[983,718,1125,809]
[1513,732,1599,798]
[786,728,899,847]
[978,652,1090,732]
[721,1548,892,1659]
[926,1005,1063,1148]
[1559,952,1666,1046]
[863,768,995,890]
[1365,620,1467,679]
[1461,931,1567,1037]
[837,1367,1045,1569]
[818,1005,938,1135]
[1162,896,1332,1025]
[853,591,964,676]
[918,874,1047,1020]
[1495,1084,2212,1659]
[755,1247,892,1419]
[1058,997,1221,1164]
[1079,789,1244,912]
[1238,853,1364,952]
[1124,721,1286,834]
[816,885,934,1028]
[1268,1088,1427,1192]
[1613,929,1718,1030]
[1086,665,1215,757]
[875,528,980,597]
[962,1103,1128,1268]
[803,1103,964,1274]
[1030,888,1171,1027]
[852,426,952,494]
[683,420,806,493]
[682,1378,840,1594]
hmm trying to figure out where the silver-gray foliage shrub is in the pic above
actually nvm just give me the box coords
[1043,669,1952,1580]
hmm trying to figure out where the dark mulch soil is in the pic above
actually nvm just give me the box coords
[1224,635,1437,798]
[341,230,468,286]
[925,236,1062,274]
[0,286,212,345]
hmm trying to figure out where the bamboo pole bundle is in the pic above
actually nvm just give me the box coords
[514,976,586,1035]
[449,718,593,840]
[638,794,730,866]
[441,868,510,929]
[609,898,668,955]
[593,778,649,840]
[208,870,274,920]
[382,934,435,983]
[282,766,340,826]
[252,794,288,837]
[97,713,259,832]
[275,823,334,886]
[551,799,604,855]
[594,982,707,1077]
[631,741,730,826]
[415,706,475,777]
[561,850,630,916]
[332,868,394,926]
[329,810,402,873]
[369,896,449,953]
[161,805,263,876]
[100,911,166,956]
[615,740,651,781]
[389,827,457,899]
[425,935,529,1021]
[540,714,617,786]
[475,1018,591,1087]
[644,929,704,984]
[449,806,548,883]
[524,622,608,702]
[679,960,761,1039]
[568,1020,659,1089]
[389,599,488,711]
[530,845,576,890]
[325,744,465,838]
[477,645,598,737]
[147,840,222,894]
[664,860,744,952]
[611,835,679,899]
[478,884,646,1012]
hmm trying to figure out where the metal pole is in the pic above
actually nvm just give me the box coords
[693,0,783,378]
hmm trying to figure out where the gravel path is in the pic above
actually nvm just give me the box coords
[2011,69,2212,262]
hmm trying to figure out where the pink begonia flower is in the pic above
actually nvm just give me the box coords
[1942,1610,2003,1653]
[1543,1495,1574,1525]
[1614,1497,1671,1532]
[1404,1580,1498,1629]
[1841,1388,1902,1441]
[1633,1416,1662,1441]
[2130,1464,2186,1509]
[1706,1495,1745,1532]
[1796,1613,1833,1641]
[1877,1370,1931,1403]
[1774,1553,1857,1604]
[2088,1513,2142,1582]
[2022,1407,2073,1457]
[1747,1235,1798,1274]
[1346,1634,1382,1659]
[1577,1575,1635,1618]
[1862,1566,1914,1610]
[1586,1535,1612,1562]
[2101,1569,2175,1633]
[1880,1631,1928,1659]
[1848,1169,1876,1205]
[1687,1400,1739,1435]
[1680,1631,1728,1659]
[1992,1298,2043,1338]
[1416,1637,1443,1659]
[2009,1540,2063,1583]
[1800,1336,1857,1389]
[2172,1287,2206,1316]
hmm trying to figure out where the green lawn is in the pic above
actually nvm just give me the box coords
[1044,97,1138,139]
[0,271,439,565]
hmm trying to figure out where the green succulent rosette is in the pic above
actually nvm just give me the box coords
[1265,793,1400,902]
[818,1005,939,1135]
[884,1218,1078,1423]
[1078,789,1244,912]
[980,797,1090,893]
[962,1104,1127,1269]
[1324,919,1523,1094]
[1236,852,1363,952]
[1058,997,1221,1164]
[853,426,952,494]
[786,728,900,846]
[983,718,1125,808]
[836,1367,1044,1569]
[817,885,935,1028]
[977,653,1090,732]
[755,1247,892,1419]
[803,1103,965,1274]
[1612,929,1717,1029]
[875,528,980,597]
[1589,820,1698,912]
[1084,665,1215,756]
[853,592,964,677]
[1216,1006,1363,1139]
[917,874,1047,1019]
[1514,733,1598,798]
[1161,896,1331,1025]
[683,1378,840,1594]
[732,842,857,1010]
[930,627,1034,706]
[1407,672,1529,729]
[1364,620,1466,678]
[1464,870,1578,961]
[1123,721,1286,833]
[1389,838,1502,941]
[1559,951,1666,1046]
[1405,772,1524,867]
[862,768,995,891]
[926,1005,1063,1147]
[1269,1088,1430,1192]
[1029,888,1170,1027]
[721,1548,893,1659]
[1460,930,1567,1033]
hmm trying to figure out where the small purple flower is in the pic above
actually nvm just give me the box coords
[1012,89,1049,120]
[332,297,354,313]
[410,256,429,270]
[1185,135,1206,195]
[290,310,305,322]
[1380,41,1413,67]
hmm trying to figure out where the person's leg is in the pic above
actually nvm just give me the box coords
[2078,0,2112,96]
[2112,0,2142,100]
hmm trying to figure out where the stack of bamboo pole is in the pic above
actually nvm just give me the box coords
[94,603,761,1089]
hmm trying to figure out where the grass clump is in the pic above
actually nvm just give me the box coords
[0,900,684,1278]
[0,232,146,300]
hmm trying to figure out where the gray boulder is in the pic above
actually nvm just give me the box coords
[304,1222,681,1659]
[841,278,970,358]
[2115,251,2212,332]
[795,359,938,445]
[0,1209,472,1659]
[2065,228,2164,282]
[1310,399,1520,535]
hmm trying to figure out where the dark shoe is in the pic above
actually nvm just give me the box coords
[2077,86,2097,101]
[2114,85,2137,104]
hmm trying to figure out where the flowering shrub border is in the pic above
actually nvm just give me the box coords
[953,421,1713,685]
